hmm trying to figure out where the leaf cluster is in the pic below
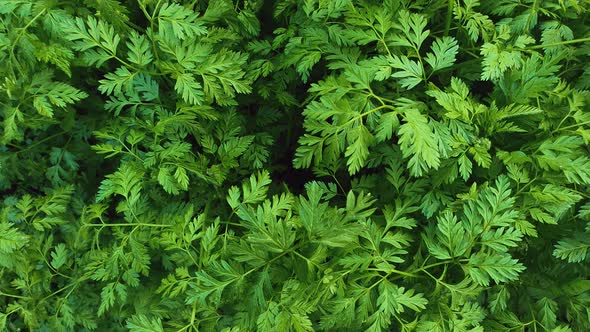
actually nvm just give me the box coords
[1,0,590,331]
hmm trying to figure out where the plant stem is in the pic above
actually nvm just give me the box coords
[83,223,172,227]
[528,37,590,49]
[445,0,455,36]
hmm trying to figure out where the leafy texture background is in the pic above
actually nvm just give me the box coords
[1,0,590,331]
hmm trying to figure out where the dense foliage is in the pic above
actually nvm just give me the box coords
[1,0,590,331]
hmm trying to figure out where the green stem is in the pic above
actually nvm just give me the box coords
[528,37,590,49]
[13,131,67,155]
[137,0,152,20]
[82,223,171,227]
[337,104,397,130]
[445,0,454,36]
[115,138,143,161]
[36,249,72,280]
[415,260,454,272]
[0,291,30,299]
[515,177,538,197]
[554,120,590,133]
[11,9,46,50]
[37,281,79,304]
[9,8,47,76]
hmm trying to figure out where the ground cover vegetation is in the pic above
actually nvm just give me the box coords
[1,0,590,331]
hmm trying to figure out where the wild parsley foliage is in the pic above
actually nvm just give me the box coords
[1,0,590,331]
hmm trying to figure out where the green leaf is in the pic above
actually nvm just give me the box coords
[157,2,207,40]
[1,106,23,143]
[86,0,130,31]
[126,31,153,67]
[378,280,428,315]
[390,55,424,89]
[174,166,189,191]
[425,36,459,72]
[126,314,164,332]
[455,2,494,42]
[536,297,558,330]
[480,227,523,252]
[175,73,204,105]
[32,82,88,117]
[469,138,492,168]
[34,43,74,77]
[0,222,29,254]
[467,252,526,286]
[529,208,557,225]
[434,211,470,259]
[228,170,272,209]
[553,238,590,263]
[50,243,68,269]
[158,166,180,195]
[500,53,561,103]
[344,125,373,174]
[480,43,523,81]
[345,190,376,221]
[458,154,473,181]
[199,49,251,104]
[65,16,120,56]
[398,109,440,176]
[374,112,399,142]
[392,10,429,50]
[297,51,322,82]
[489,285,510,313]
[98,282,116,316]
[99,66,136,95]
[241,170,272,205]
[96,163,144,203]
